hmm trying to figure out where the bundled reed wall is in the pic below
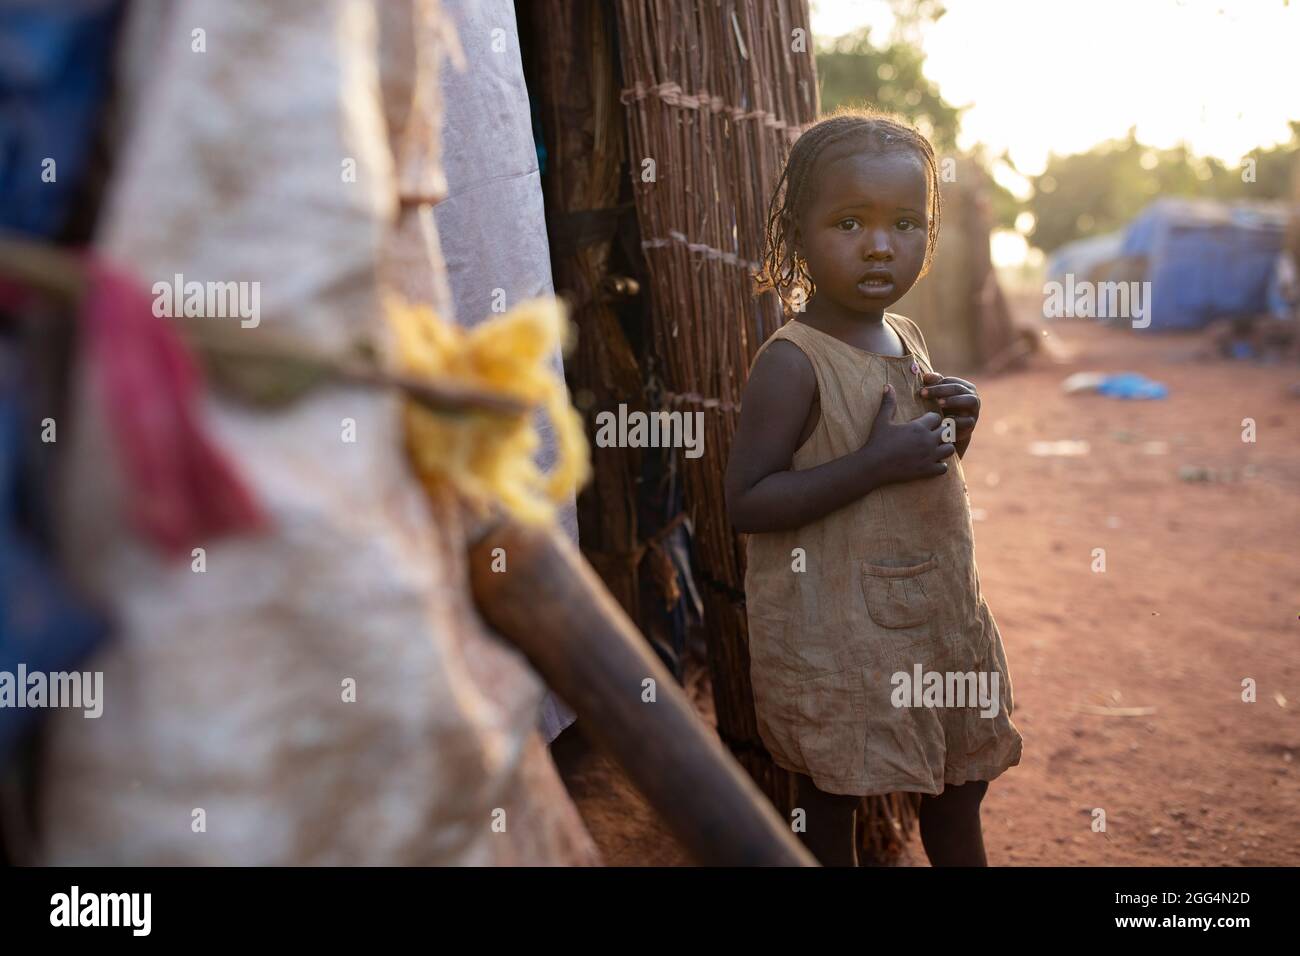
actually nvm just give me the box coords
[528,0,646,619]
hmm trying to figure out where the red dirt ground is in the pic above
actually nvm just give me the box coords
[553,316,1300,866]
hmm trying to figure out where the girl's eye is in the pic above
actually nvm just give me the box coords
[897,219,920,232]
[836,219,859,231]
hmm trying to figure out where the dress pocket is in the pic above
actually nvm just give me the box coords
[859,555,940,630]
[794,667,867,788]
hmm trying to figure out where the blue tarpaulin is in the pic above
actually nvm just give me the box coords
[0,346,110,765]
[1120,198,1291,330]
[0,0,121,238]
[1045,231,1125,285]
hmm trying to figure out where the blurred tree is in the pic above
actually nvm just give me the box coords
[814,10,1019,230]
[813,3,1297,254]
[1026,123,1300,253]
[968,145,1021,231]
[816,26,962,153]
[1209,121,1300,200]
[882,0,948,44]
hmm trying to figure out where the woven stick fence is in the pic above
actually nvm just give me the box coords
[614,0,920,862]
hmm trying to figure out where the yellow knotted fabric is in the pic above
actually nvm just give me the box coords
[387,294,591,526]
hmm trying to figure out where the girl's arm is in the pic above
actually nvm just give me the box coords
[725,340,952,534]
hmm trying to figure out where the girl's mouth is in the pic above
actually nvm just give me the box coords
[857,277,894,296]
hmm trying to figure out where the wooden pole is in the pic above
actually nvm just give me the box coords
[468,517,815,866]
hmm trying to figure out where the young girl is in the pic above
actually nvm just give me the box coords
[725,110,1023,867]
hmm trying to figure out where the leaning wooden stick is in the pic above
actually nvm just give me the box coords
[468,515,816,867]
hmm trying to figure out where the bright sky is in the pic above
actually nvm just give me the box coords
[809,0,1300,266]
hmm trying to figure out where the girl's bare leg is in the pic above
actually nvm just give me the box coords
[918,779,989,866]
[794,772,860,867]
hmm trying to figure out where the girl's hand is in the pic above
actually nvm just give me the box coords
[861,384,955,484]
[919,371,980,455]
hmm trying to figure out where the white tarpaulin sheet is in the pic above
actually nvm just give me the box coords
[430,0,579,741]
[32,0,597,866]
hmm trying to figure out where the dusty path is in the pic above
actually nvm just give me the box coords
[555,318,1300,866]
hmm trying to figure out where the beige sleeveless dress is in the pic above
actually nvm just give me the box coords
[743,314,1023,796]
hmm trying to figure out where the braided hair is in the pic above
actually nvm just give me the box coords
[753,108,942,316]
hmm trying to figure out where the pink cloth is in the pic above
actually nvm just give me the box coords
[80,256,266,556]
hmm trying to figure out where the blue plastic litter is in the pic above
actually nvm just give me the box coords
[1095,372,1169,400]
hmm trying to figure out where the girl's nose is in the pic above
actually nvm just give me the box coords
[864,230,893,259]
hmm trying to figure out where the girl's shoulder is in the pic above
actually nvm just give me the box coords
[886,312,931,362]
[749,320,810,370]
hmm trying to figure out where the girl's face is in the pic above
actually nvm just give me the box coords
[793,148,931,314]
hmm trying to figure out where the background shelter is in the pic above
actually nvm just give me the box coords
[1118,197,1294,331]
